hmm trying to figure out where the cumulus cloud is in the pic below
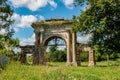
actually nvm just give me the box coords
[10,13,45,46]
[0,29,6,35]
[10,0,57,11]
[11,13,45,32]
[48,0,57,8]
[77,33,91,43]
[14,48,21,53]
[62,0,74,9]
[20,33,35,46]
[37,15,45,21]
[17,15,37,28]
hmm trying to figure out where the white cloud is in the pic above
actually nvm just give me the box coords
[20,33,35,46]
[11,13,21,21]
[17,15,37,28]
[13,27,19,32]
[10,0,57,11]
[48,0,57,8]
[36,15,45,21]
[14,48,21,53]
[11,13,45,46]
[11,13,45,32]
[77,33,91,43]
[62,0,74,9]
[0,29,6,35]
[39,15,45,20]
[57,46,66,50]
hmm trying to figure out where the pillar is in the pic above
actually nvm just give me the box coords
[20,49,27,64]
[66,31,72,66]
[88,50,96,66]
[33,46,39,65]
[38,31,46,65]
[72,32,78,66]
[76,44,81,66]
[33,31,39,65]
[42,46,47,65]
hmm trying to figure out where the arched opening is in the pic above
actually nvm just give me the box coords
[26,53,33,64]
[20,46,35,65]
[44,36,67,64]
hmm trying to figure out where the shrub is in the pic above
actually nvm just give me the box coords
[27,54,33,64]
[110,53,119,59]
[10,53,20,61]
[46,50,66,62]
[95,52,102,61]
[54,50,66,62]
[80,52,89,61]
[0,54,10,69]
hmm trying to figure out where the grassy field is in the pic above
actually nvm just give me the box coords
[0,60,120,80]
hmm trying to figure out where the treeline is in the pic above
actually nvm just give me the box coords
[45,45,120,63]
[81,51,120,62]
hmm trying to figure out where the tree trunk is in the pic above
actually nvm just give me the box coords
[107,53,110,66]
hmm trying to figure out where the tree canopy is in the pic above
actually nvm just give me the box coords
[0,0,13,30]
[73,0,120,53]
[0,0,19,56]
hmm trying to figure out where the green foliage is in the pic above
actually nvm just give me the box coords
[80,50,120,62]
[73,0,120,65]
[46,46,66,62]
[73,0,120,53]
[0,0,14,29]
[49,46,57,53]
[27,55,33,64]
[0,34,19,56]
[12,53,20,61]
[80,52,89,61]
[47,50,66,62]
[0,0,19,61]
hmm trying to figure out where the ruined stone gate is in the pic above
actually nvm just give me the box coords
[20,19,95,66]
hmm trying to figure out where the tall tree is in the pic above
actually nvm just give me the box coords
[0,0,19,57]
[73,0,120,65]
[0,0,13,30]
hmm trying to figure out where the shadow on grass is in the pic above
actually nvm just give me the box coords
[80,63,120,67]
[80,65,120,68]
[79,64,108,67]
[46,62,66,67]
[21,60,120,67]
[46,64,59,67]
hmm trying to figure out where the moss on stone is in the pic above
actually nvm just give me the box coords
[32,19,73,27]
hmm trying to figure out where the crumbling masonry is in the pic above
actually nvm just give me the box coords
[20,19,95,66]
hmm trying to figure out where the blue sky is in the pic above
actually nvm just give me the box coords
[2,0,90,46]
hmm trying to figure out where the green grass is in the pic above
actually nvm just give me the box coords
[0,60,120,80]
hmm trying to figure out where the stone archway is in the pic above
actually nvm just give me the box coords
[20,45,35,64]
[43,36,66,62]
[20,19,96,66]
[32,19,79,66]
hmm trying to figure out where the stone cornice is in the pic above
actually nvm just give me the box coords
[32,19,73,28]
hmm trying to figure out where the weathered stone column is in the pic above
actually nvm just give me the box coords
[76,44,81,66]
[39,31,46,65]
[72,32,78,66]
[66,31,72,66]
[20,49,27,64]
[33,31,39,65]
[42,45,47,65]
[88,50,96,66]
